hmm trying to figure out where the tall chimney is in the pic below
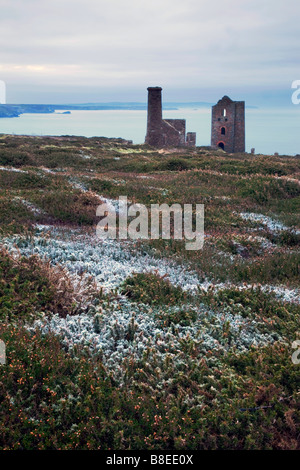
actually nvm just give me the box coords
[145,87,163,146]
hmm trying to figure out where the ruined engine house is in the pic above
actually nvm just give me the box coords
[211,95,245,153]
[145,87,196,148]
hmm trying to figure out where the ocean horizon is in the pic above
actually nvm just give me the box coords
[0,105,299,156]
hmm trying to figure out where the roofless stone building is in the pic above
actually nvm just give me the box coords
[211,95,245,153]
[145,87,196,148]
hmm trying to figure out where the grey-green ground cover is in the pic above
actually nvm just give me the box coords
[0,135,299,450]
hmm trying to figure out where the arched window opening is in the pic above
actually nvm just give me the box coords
[221,127,226,135]
[223,109,226,117]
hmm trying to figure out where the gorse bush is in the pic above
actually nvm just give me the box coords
[237,177,300,205]
[199,286,300,336]
[155,307,197,327]
[121,272,187,305]
[0,248,55,321]
[0,248,97,321]
[0,324,299,449]
[89,178,113,193]
[0,150,33,167]
[37,151,82,169]
[29,190,101,226]
[0,324,117,450]
[234,251,300,285]
[0,170,52,189]
[217,236,262,258]
[159,158,190,172]
[265,229,300,247]
[0,197,36,235]
[0,134,299,450]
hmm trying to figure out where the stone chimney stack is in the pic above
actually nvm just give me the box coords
[145,86,196,148]
[145,87,163,146]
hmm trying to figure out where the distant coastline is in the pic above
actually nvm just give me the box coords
[0,104,56,118]
[0,101,220,119]
[0,101,259,119]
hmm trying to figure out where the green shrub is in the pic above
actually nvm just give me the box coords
[159,158,190,171]
[234,251,300,284]
[237,177,300,205]
[0,248,95,321]
[0,324,117,450]
[199,286,299,336]
[0,197,36,235]
[0,171,51,189]
[0,249,56,321]
[29,190,100,226]
[266,230,300,247]
[155,307,197,326]
[89,178,113,193]
[0,150,33,167]
[0,325,299,449]
[120,272,187,305]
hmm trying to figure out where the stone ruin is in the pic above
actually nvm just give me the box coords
[211,95,245,153]
[145,87,246,153]
[145,87,196,148]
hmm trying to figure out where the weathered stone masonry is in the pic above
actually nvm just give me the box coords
[211,95,245,153]
[145,87,196,147]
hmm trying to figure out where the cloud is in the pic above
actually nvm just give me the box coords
[0,0,299,102]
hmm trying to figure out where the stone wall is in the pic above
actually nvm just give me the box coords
[163,119,186,146]
[186,132,196,147]
[233,101,245,152]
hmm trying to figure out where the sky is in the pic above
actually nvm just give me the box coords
[0,0,299,106]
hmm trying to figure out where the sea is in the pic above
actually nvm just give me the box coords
[0,106,299,156]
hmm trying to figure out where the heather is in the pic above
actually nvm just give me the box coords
[0,135,299,450]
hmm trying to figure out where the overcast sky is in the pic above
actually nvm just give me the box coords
[0,0,299,105]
